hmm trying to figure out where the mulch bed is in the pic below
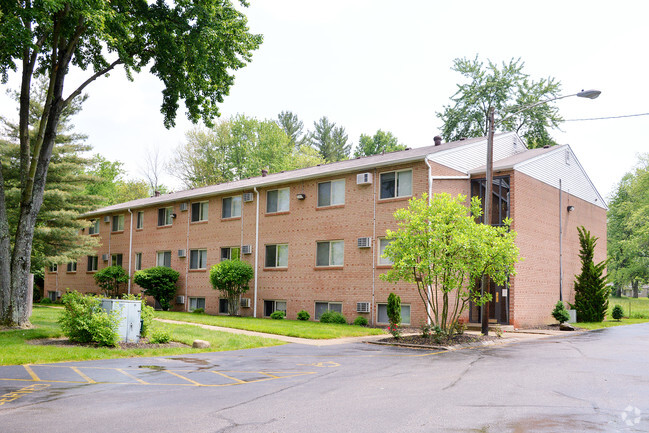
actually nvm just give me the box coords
[377,332,500,349]
[26,337,189,349]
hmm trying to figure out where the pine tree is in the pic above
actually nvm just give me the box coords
[572,226,608,322]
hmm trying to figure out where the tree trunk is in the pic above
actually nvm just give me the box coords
[228,294,240,316]
[632,280,639,299]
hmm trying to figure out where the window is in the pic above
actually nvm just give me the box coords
[157,251,171,267]
[87,256,98,272]
[48,291,58,302]
[189,297,205,312]
[264,300,287,317]
[191,201,209,222]
[266,188,290,213]
[315,302,342,320]
[316,240,344,267]
[222,196,241,219]
[377,303,411,325]
[135,253,142,271]
[380,169,412,199]
[265,244,288,268]
[111,253,123,267]
[317,179,345,207]
[112,214,124,232]
[221,247,240,261]
[219,299,229,314]
[66,262,77,272]
[48,264,58,273]
[378,238,393,266]
[470,176,510,226]
[136,211,144,229]
[157,207,173,226]
[89,219,99,235]
[189,249,207,270]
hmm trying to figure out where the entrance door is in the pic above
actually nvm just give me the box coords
[469,279,509,324]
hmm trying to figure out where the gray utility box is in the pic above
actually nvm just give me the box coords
[101,299,141,343]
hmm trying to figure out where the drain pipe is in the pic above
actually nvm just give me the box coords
[371,168,377,326]
[184,203,190,312]
[127,209,133,294]
[253,187,260,318]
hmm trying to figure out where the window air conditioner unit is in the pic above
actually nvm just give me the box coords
[356,172,372,185]
[176,296,185,305]
[55,291,61,297]
[357,237,372,248]
[179,202,188,211]
[242,245,252,255]
[178,249,186,258]
[103,216,110,223]
[356,302,370,313]
[243,192,254,202]
[240,298,251,308]
[102,254,109,261]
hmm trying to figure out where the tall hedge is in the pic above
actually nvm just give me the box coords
[133,267,180,311]
[572,227,608,322]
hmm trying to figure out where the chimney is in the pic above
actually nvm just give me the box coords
[261,168,268,177]
[434,136,442,146]
[154,190,161,197]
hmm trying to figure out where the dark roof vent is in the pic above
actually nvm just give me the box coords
[433,136,442,146]
[154,190,161,197]
[261,169,268,177]
[543,145,550,149]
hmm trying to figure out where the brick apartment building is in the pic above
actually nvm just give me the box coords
[44,132,607,328]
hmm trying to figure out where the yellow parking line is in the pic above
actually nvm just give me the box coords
[164,370,202,386]
[70,367,96,384]
[23,365,41,381]
[210,371,246,384]
[116,369,149,385]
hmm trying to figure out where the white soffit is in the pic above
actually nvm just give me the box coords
[427,132,526,173]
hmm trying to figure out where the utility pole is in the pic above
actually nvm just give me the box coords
[481,106,495,336]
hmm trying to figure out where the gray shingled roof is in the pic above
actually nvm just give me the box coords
[83,135,492,217]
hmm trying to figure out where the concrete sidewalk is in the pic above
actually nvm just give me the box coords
[155,318,571,347]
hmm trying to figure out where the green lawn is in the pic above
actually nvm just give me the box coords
[155,311,386,339]
[576,296,649,330]
[0,306,284,366]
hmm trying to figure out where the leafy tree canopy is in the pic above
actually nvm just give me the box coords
[93,265,129,298]
[85,155,150,206]
[354,130,406,158]
[309,116,351,162]
[133,266,180,311]
[209,259,253,316]
[436,56,562,148]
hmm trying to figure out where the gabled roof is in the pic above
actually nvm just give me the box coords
[83,134,493,217]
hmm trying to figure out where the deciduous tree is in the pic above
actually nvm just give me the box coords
[1,0,261,326]
[380,193,519,335]
[436,56,562,148]
[209,260,254,316]
[353,130,405,158]
[133,267,180,311]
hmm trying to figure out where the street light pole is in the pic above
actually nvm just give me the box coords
[480,89,600,336]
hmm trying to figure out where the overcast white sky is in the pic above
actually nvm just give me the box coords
[2,0,648,200]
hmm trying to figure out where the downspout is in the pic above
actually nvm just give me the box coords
[424,159,433,325]
[371,168,377,326]
[253,187,260,318]
[127,209,133,294]
[184,203,190,312]
[559,179,563,302]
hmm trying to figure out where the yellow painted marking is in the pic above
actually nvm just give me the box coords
[23,365,41,381]
[164,370,202,386]
[70,367,96,384]
[116,369,149,385]
[0,383,50,406]
[210,371,246,384]
[256,372,279,379]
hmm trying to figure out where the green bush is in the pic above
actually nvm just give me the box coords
[133,266,180,311]
[611,304,624,321]
[58,291,119,347]
[122,293,154,337]
[149,327,172,344]
[40,298,52,304]
[94,265,129,298]
[192,308,205,314]
[353,316,368,326]
[270,310,285,320]
[320,310,347,324]
[209,260,254,316]
[297,310,310,321]
[551,301,570,324]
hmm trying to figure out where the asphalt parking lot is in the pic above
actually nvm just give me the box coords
[2,324,648,432]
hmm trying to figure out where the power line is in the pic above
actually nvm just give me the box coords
[564,112,649,122]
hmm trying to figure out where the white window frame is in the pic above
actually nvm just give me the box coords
[266,188,290,213]
[135,253,143,271]
[265,244,288,268]
[380,169,413,199]
[136,211,144,229]
[316,240,344,267]
[189,297,205,312]
[158,207,173,226]
[157,251,172,267]
[66,261,77,272]
[377,303,411,325]
[189,249,207,270]
[221,196,242,219]
[49,264,58,273]
[111,253,123,267]
[89,219,99,235]
[317,179,345,207]
[191,201,209,222]
[87,256,98,272]
[264,300,287,317]
[112,214,124,232]
[315,301,342,320]
[378,237,393,266]
[221,247,241,261]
